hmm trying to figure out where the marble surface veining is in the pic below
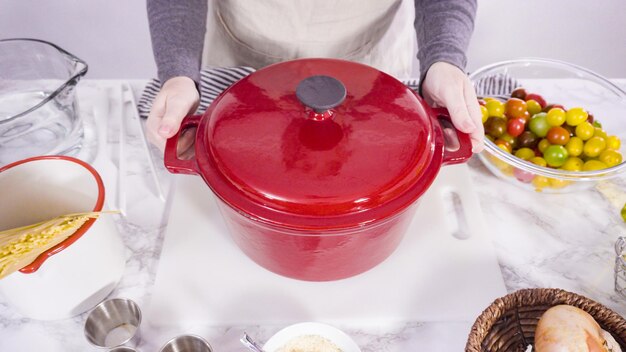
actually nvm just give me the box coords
[0,80,625,352]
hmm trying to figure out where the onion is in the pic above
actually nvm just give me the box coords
[534,305,622,352]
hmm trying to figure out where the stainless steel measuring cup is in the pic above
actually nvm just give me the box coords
[84,298,142,349]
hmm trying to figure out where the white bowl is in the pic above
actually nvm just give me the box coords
[263,322,361,352]
[0,156,126,320]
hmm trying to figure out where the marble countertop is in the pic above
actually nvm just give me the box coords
[1,80,625,352]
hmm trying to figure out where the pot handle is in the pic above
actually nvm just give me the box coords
[432,107,473,165]
[164,114,203,175]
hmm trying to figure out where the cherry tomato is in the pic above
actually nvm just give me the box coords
[565,107,588,126]
[538,138,551,153]
[543,145,569,167]
[515,147,535,160]
[495,139,512,153]
[526,99,542,116]
[511,87,527,100]
[532,175,550,190]
[478,99,486,106]
[583,160,608,171]
[517,131,539,149]
[530,156,547,167]
[513,168,534,183]
[587,113,594,124]
[546,108,566,126]
[500,133,517,149]
[574,121,595,140]
[607,135,621,150]
[507,118,526,137]
[561,157,584,171]
[542,104,565,113]
[546,126,571,145]
[480,105,489,123]
[525,93,546,108]
[505,98,528,119]
[549,178,571,189]
[599,149,622,167]
[583,136,607,158]
[484,116,506,138]
[594,127,608,140]
[486,99,505,118]
[529,112,550,137]
[565,136,583,157]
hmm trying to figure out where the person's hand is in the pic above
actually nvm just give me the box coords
[146,76,200,152]
[421,61,484,153]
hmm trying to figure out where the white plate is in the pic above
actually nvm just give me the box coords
[263,322,360,352]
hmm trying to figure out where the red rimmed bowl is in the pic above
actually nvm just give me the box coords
[0,156,125,320]
[165,58,473,281]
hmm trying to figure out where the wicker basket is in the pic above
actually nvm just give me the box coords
[466,288,626,351]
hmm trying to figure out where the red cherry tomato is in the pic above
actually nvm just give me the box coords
[507,118,526,138]
[511,87,527,100]
[526,93,547,109]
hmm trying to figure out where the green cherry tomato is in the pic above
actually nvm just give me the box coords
[526,99,542,116]
[546,126,571,145]
[529,112,550,137]
[565,136,584,157]
[543,145,569,167]
[486,100,505,118]
[565,107,588,126]
[546,108,566,126]
[583,136,607,158]
[575,121,595,140]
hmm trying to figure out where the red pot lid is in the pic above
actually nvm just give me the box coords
[195,58,444,230]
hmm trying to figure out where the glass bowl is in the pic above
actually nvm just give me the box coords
[470,58,626,193]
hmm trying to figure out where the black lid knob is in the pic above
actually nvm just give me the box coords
[296,75,346,114]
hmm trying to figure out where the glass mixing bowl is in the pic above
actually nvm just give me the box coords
[0,38,88,166]
[470,58,626,193]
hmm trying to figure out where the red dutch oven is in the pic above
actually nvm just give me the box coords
[165,58,472,281]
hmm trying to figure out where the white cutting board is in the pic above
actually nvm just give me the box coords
[147,164,506,327]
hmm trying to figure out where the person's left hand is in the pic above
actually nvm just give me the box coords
[421,61,484,153]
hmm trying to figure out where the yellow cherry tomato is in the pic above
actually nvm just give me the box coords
[532,176,551,191]
[486,99,505,118]
[560,157,584,171]
[565,136,583,157]
[538,139,551,153]
[599,149,623,167]
[583,136,607,158]
[530,156,547,167]
[575,121,595,140]
[549,177,571,189]
[565,107,588,126]
[594,127,608,139]
[526,99,542,116]
[607,135,621,150]
[480,105,489,123]
[583,159,608,171]
[546,108,566,126]
[515,147,536,160]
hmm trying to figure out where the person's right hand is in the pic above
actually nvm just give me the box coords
[146,76,200,151]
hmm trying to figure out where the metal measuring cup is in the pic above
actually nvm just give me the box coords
[84,298,142,349]
[615,237,626,298]
[159,334,213,352]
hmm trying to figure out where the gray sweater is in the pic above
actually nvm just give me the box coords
[147,0,477,85]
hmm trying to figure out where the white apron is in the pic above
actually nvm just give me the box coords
[201,0,416,79]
